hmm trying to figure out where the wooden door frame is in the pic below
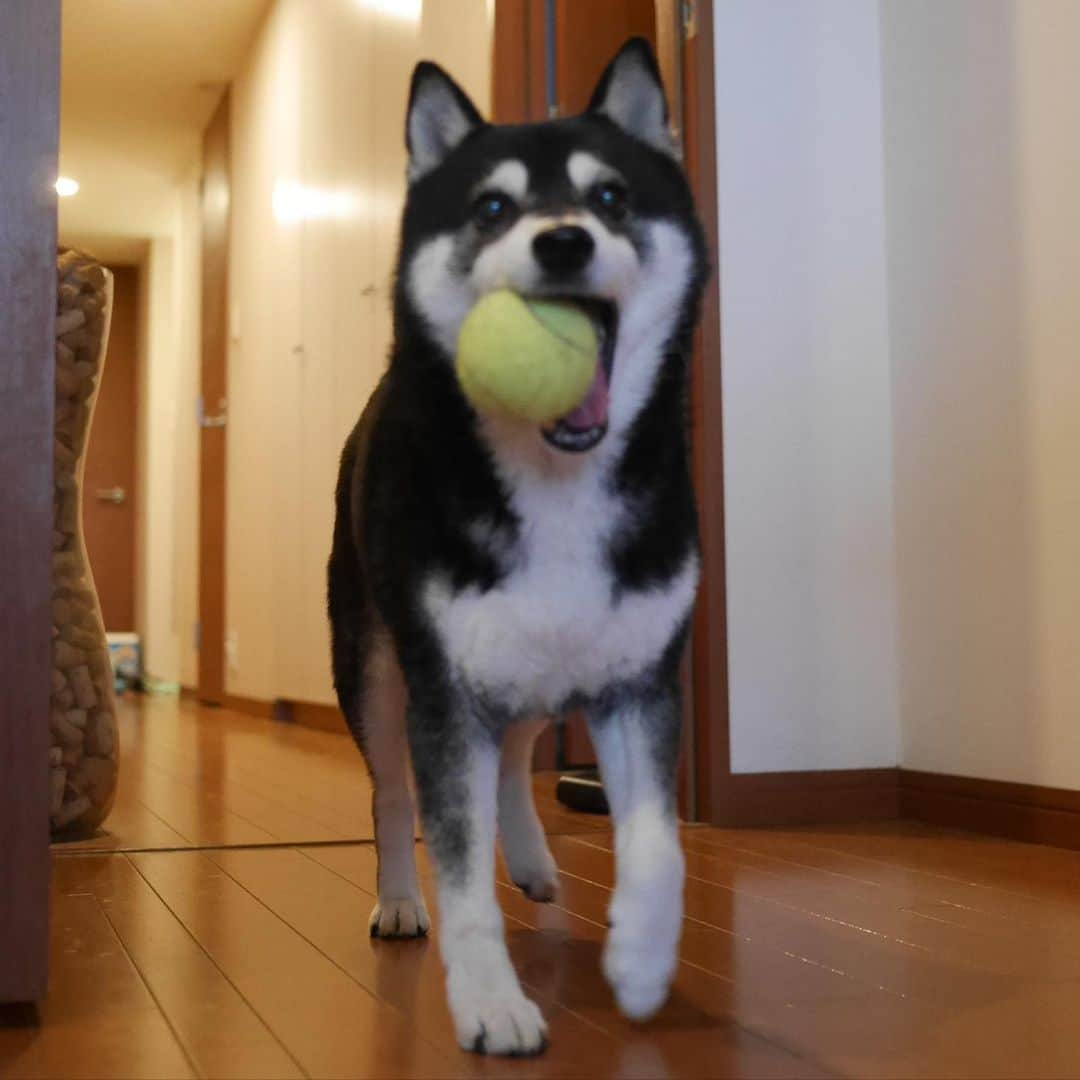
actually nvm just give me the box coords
[492,0,729,822]
[680,0,729,825]
[197,89,232,706]
[0,0,61,1004]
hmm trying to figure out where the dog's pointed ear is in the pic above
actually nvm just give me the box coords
[406,62,484,181]
[586,38,674,155]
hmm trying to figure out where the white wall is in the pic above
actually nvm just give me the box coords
[132,163,202,689]
[173,166,202,690]
[134,236,183,687]
[227,0,491,704]
[226,0,301,702]
[714,1,900,772]
[60,138,201,689]
[882,0,1080,788]
[715,0,1080,789]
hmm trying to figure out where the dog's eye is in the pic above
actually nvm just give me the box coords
[589,181,629,222]
[471,190,516,230]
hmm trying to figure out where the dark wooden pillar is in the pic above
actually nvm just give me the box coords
[0,0,61,1004]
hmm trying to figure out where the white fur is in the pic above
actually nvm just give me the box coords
[364,635,430,938]
[606,220,696,439]
[587,705,684,1019]
[498,717,558,901]
[437,738,548,1054]
[409,78,477,181]
[477,159,529,201]
[471,211,639,307]
[424,506,698,714]
[408,234,474,355]
[466,515,519,570]
[566,151,622,195]
[419,217,698,712]
[593,52,674,156]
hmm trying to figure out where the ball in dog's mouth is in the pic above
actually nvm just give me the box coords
[542,299,617,454]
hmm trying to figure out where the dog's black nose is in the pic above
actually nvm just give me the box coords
[532,225,595,276]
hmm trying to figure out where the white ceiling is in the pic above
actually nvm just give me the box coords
[59,0,271,262]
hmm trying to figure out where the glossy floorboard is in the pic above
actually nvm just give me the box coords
[54,695,604,852]
[6,701,1080,1076]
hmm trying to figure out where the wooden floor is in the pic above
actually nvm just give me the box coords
[56,695,602,852]
[6,700,1080,1077]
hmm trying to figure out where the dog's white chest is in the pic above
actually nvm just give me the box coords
[422,467,698,713]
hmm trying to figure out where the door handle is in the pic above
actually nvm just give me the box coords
[96,486,126,505]
[198,396,227,429]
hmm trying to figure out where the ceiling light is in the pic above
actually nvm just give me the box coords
[272,182,360,225]
[55,177,80,198]
[358,0,422,22]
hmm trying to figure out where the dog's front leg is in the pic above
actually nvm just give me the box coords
[586,683,684,1021]
[408,699,548,1056]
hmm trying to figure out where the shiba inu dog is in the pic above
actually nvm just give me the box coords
[328,37,708,1056]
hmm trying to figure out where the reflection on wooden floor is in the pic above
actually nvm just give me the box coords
[6,699,1080,1076]
[56,694,602,852]
[53,695,377,851]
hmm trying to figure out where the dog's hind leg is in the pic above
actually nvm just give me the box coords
[586,683,684,1021]
[359,638,430,938]
[329,572,426,935]
[328,432,427,939]
[498,716,558,902]
[409,702,547,1056]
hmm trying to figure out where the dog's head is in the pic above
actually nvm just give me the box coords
[396,38,707,456]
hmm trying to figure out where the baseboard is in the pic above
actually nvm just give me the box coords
[898,769,1080,851]
[188,689,348,733]
[221,693,274,719]
[725,765,1080,847]
[275,699,348,734]
[723,767,900,827]
[178,687,276,718]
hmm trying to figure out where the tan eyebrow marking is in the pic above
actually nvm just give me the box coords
[475,159,528,199]
[567,151,622,194]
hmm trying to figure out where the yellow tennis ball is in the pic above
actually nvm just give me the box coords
[456,290,597,424]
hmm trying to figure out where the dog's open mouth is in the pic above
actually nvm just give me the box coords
[541,298,617,454]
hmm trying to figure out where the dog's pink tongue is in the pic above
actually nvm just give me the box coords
[559,363,609,430]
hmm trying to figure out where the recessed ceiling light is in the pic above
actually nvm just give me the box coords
[56,177,79,198]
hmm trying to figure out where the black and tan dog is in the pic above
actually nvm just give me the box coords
[328,38,708,1056]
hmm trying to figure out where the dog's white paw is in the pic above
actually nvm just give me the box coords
[368,895,431,939]
[603,924,677,1020]
[603,868,682,1021]
[447,975,548,1056]
[506,846,559,903]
